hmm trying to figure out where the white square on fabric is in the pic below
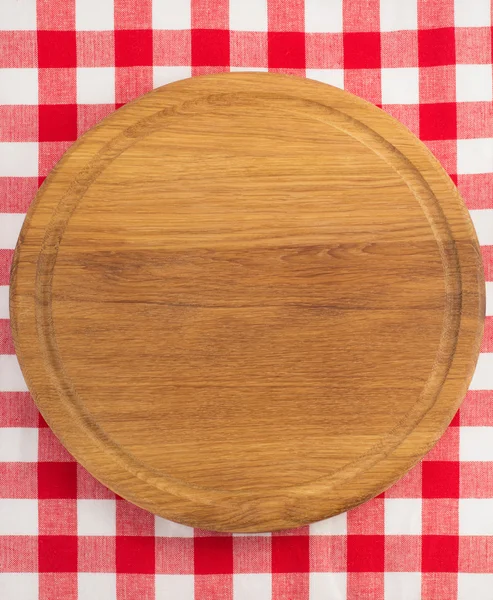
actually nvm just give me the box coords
[234,574,271,600]
[155,516,194,537]
[0,499,38,535]
[470,210,493,245]
[152,0,191,30]
[310,512,347,535]
[305,0,342,33]
[0,143,38,177]
[153,67,192,89]
[456,65,493,102]
[385,499,422,535]
[77,500,116,535]
[77,68,115,105]
[306,69,344,90]
[459,499,493,535]
[0,574,38,600]
[0,213,25,250]
[0,427,38,462]
[0,0,36,31]
[156,575,194,600]
[384,573,421,600]
[486,282,493,316]
[381,68,419,105]
[76,0,114,31]
[460,427,493,461]
[0,69,38,105]
[309,573,347,600]
[469,354,493,390]
[0,355,29,392]
[78,573,116,600]
[454,0,491,27]
[458,574,493,600]
[457,138,493,175]
[0,287,9,320]
[230,0,268,32]
[380,0,417,32]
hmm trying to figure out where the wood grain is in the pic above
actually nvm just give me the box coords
[10,73,485,532]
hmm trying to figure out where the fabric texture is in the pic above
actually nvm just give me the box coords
[0,0,492,598]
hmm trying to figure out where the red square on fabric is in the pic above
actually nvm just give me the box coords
[347,572,384,600]
[117,574,155,599]
[381,31,418,68]
[39,104,78,142]
[347,535,384,572]
[347,498,384,535]
[455,26,492,64]
[0,31,37,68]
[39,68,77,105]
[39,499,77,535]
[39,536,78,572]
[344,69,381,105]
[422,461,459,498]
[38,462,77,499]
[310,536,346,572]
[191,29,230,67]
[0,392,38,427]
[77,31,115,68]
[37,0,75,30]
[78,536,116,572]
[0,536,38,572]
[268,32,306,69]
[153,30,191,66]
[419,103,456,140]
[155,538,194,575]
[39,573,77,600]
[37,31,76,68]
[272,535,309,573]
[194,537,234,574]
[422,535,458,572]
[419,65,456,104]
[0,463,37,498]
[116,499,154,536]
[0,249,14,285]
[459,537,493,573]
[230,31,268,68]
[385,536,421,572]
[0,106,38,142]
[457,101,493,140]
[0,320,14,354]
[115,0,152,29]
[483,247,493,280]
[116,536,155,574]
[422,573,457,599]
[305,33,343,69]
[418,28,455,67]
[115,30,153,67]
[460,462,493,498]
[422,499,458,535]
[233,536,272,573]
[343,32,381,69]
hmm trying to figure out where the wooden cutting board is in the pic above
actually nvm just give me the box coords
[10,73,485,532]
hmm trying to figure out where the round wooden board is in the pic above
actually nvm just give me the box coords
[11,73,485,532]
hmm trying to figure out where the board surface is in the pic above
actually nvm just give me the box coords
[10,73,485,532]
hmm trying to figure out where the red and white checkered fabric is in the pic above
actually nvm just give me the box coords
[0,0,492,598]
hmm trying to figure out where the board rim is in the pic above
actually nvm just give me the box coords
[10,73,485,532]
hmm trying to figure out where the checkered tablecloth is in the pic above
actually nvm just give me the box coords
[0,0,492,598]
